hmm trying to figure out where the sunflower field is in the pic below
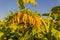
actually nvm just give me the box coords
[0,0,60,40]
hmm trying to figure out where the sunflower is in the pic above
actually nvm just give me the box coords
[17,12,22,23]
[22,13,28,24]
[34,15,42,28]
[28,15,35,27]
[23,0,27,3]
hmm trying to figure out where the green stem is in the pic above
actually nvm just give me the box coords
[48,12,52,28]
[40,18,48,33]
[47,12,52,40]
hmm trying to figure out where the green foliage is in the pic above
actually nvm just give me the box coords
[17,0,25,9]
[17,0,37,9]
[0,9,60,40]
[0,0,60,40]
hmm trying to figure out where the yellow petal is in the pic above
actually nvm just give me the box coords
[0,32,4,38]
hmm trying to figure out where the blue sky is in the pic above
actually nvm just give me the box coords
[0,0,60,20]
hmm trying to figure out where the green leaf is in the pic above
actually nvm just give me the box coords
[51,28,60,39]
[17,0,25,9]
